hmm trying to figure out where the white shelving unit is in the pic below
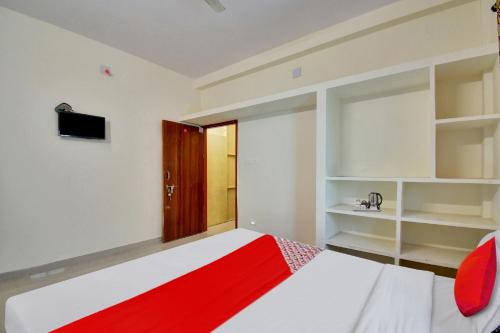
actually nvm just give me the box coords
[181,44,500,270]
[318,45,500,269]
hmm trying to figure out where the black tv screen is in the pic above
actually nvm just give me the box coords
[58,112,105,139]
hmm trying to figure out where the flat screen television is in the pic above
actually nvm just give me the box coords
[58,111,105,139]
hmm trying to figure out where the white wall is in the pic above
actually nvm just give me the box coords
[199,0,495,109]
[238,110,316,245]
[0,7,199,273]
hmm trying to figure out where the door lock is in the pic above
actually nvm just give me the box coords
[166,185,176,200]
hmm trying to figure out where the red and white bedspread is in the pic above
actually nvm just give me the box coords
[4,229,468,333]
[5,230,322,333]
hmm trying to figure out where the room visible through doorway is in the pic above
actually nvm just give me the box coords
[206,122,237,233]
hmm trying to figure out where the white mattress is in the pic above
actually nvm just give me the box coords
[431,275,475,333]
[5,229,469,333]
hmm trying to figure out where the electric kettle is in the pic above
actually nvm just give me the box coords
[368,192,383,210]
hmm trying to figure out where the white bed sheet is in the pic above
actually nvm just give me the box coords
[431,275,475,333]
[217,250,383,333]
[5,229,262,333]
[354,264,434,333]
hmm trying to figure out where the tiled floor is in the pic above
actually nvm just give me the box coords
[0,224,235,332]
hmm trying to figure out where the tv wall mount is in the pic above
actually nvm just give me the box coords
[54,103,74,113]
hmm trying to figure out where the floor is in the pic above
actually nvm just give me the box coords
[0,223,235,332]
[207,220,236,235]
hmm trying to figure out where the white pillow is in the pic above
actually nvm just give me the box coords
[468,231,500,332]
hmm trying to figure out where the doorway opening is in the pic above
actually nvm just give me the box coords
[205,121,237,234]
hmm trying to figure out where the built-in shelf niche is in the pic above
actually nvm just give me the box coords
[402,182,500,230]
[435,54,499,120]
[326,68,433,178]
[325,177,398,257]
[401,222,490,269]
[435,54,500,180]
[436,125,500,179]
[325,214,396,258]
[436,114,500,179]
[326,180,397,220]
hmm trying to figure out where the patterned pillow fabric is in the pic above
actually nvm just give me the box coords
[273,236,322,273]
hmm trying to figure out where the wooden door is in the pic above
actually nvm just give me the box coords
[162,120,205,242]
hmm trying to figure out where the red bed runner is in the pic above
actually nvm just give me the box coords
[52,235,293,333]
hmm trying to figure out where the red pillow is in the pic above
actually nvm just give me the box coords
[454,237,497,317]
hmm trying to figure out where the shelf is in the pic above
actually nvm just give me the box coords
[330,67,430,102]
[227,186,236,189]
[413,178,500,185]
[402,210,498,230]
[326,204,396,221]
[326,176,400,182]
[435,53,498,81]
[227,153,236,157]
[436,114,500,131]
[326,176,500,185]
[400,243,470,269]
[327,232,395,257]
[180,89,316,126]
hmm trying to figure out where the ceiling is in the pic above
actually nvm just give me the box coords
[0,0,398,78]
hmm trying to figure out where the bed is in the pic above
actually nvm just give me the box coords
[3,229,490,332]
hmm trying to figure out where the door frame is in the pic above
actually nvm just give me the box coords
[203,120,238,231]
